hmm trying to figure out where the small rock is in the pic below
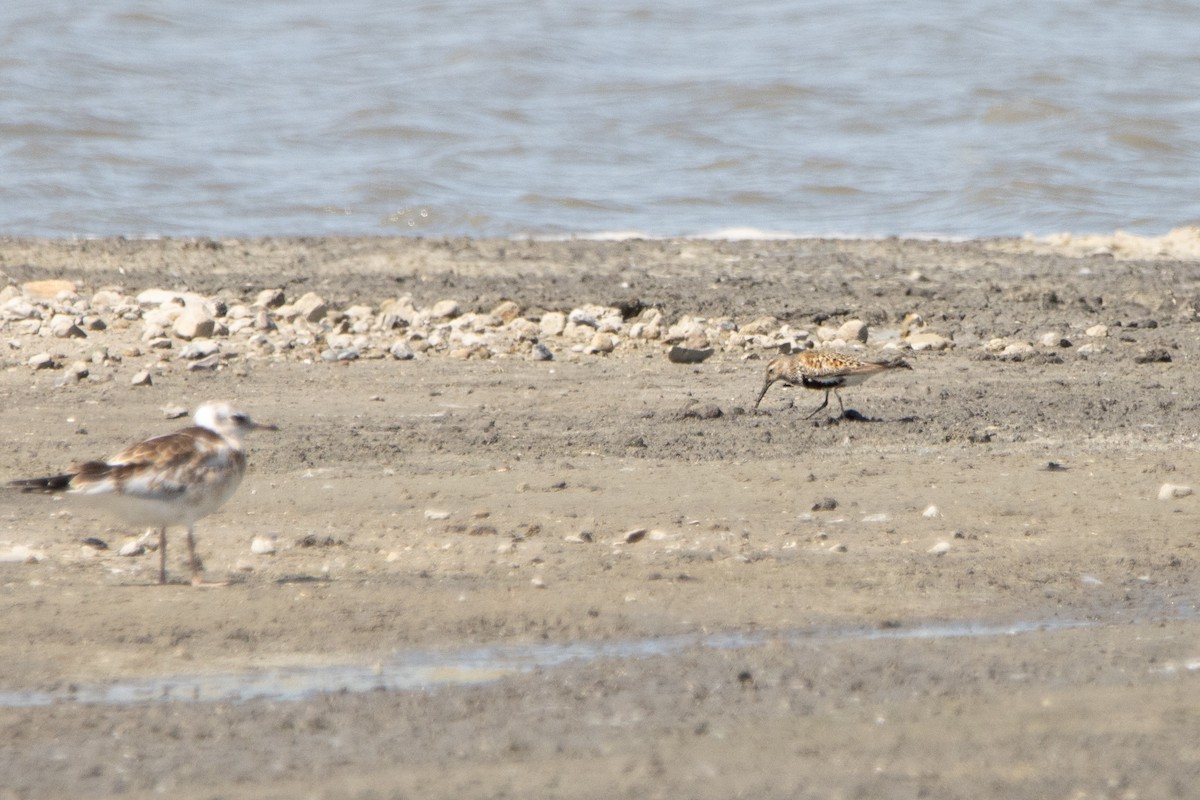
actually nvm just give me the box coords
[861,513,890,523]
[1158,483,1193,501]
[161,404,188,419]
[539,312,567,337]
[388,340,415,360]
[48,315,86,339]
[29,353,56,370]
[530,576,546,589]
[1085,324,1109,338]
[179,339,220,360]
[812,497,838,511]
[837,319,869,344]
[173,307,215,340]
[491,300,521,324]
[1135,348,1172,364]
[1001,341,1035,357]
[22,279,76,301]
[294,292,328,323]
[906,331,954,351]
[829,543,848,553]
[255,288,286,308]
[667,345,714,364]
[137,289,184,307]
[530,343,554,361]
[130,370,153,386]
[927,541,951,556]
[1038,332,1071,347]
[250,535,277,555]
[118,539,146,557]
[585,332,615,354]
[424,509,451,520]
[922,504,941,519]
[186,354,221,371]
[0,544,43,563]
[623,528,647,544]
[429,299,460,320]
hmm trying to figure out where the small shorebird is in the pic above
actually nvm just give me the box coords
[753,350,912,418]
[8,402,275,586]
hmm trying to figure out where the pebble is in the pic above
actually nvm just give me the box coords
[1158,483,1193,501]
[173,307,215,340]
[429,299,460,320]
[179,339,220,359]
[250,535,277,555]
[0,544,44,563]
[28,353,56,370]
[424,509,451,520]
[294,292,329,322]
[130,370,153,386]
[118,539,146,557]
[906,331,954,351]
[922,504,941,519]
[388,340,415,360]
[927,541,952,556]
[837,319,869,343]
[666,345,713,364]
[539,312,567,337]
[622,528,648,544]
[22,279,76,301]
[861,513,890,523]
[49,314,86,339]
[186,354,221,371]
[530,343,553,361]
[162,404,188,419]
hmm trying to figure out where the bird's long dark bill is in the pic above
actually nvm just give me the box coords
[753,379,774,409]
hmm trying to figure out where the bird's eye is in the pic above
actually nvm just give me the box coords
[232,413,249,424]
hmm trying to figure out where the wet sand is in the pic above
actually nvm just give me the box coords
[2,236,1200,798]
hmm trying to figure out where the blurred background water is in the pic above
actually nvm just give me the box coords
[1,0,1198,240]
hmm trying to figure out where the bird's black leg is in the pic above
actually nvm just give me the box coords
[834,390,845,418]
[805,390,831,419]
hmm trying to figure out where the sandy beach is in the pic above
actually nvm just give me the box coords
[2,235,1200,798]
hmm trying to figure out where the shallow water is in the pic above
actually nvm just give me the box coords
[1,1,1198,239]
[0,617,1100,708]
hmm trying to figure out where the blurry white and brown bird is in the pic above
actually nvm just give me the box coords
[753,350,912,418]
[8,402,275,586]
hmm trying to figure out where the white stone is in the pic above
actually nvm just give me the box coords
[130,370,153,386]
[1158,483,1193,501]
[389,339,415,360]
[1085,324,1109,338]
[907,331,954,351]
[837,319,869,343]
[294,292,328,323]
[173,307,216,340]
[1001,341,1035,356]
[429,299,460,320]
[250,535,277,555]
[179,339,220,359]
[539,312,567,337]
[48,314,85,338]
[927,541,951,556]
[137,289,185,307]
[922,504,941,519]
[424,509,451,520]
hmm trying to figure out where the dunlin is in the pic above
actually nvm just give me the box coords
[9,402,275,586]
[753,351,912,418]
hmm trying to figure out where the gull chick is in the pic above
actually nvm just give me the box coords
[753,350,912,418]
[9,402,275,586]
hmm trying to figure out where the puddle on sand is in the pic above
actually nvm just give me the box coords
[0,617,1106,708]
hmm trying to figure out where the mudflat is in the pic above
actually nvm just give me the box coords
[2,236,1199,798]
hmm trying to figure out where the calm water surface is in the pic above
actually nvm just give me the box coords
[1,1,1198,239]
